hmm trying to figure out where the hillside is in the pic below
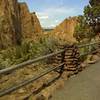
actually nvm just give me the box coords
[52,17,78,43]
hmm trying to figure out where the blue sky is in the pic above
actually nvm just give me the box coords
[18,0,89,28]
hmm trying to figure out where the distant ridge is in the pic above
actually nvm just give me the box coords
[52,17,78,43]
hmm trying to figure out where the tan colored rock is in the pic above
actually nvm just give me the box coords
[0,0,42,49]
[52,17,78,43]
[19,3,36,39]
[87,55,99,64]
[19,3,42,39]
[0,0,22,48]
[18,88,25,93]
[31,12,43,34]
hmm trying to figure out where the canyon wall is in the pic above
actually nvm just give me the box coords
[0,0,42,49]
[0,0,22,48]
[53,17,78,43]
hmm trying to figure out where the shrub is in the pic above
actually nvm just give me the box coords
[0,35,60,69]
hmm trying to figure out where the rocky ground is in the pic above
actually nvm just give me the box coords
[0,62,68,100]
[51,56,100,100]
[0,53,99,100]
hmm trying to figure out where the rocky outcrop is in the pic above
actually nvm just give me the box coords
[0,0,22,48]
[0,0,42,49]
[31,12,42,34]
[53,17,78,43]
[19,3,42,39]
[19,2,34,39]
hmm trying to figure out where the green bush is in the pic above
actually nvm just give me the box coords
[0,35,60,69]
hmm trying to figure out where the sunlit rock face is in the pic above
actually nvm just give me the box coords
[53,17,78,43]
[19,3,35,39]
[31,12,43,34]
[0,0,42,49]
[0,0,22,48]
[19,2,42,38]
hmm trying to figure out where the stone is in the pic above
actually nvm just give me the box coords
[0,0,42,49]
[0,0,22,48]
[19,2,35,39]
[52,17,78,43]
[36,94,46,100]
[31,12,43,34]
[19,3,42,39]
[18,88,25,93]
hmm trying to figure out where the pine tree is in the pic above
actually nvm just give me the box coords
[84,0,100,34]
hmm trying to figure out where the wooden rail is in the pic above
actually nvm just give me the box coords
[0,41,100,97]
[78,41,100,48]
[0,63,64,97]
[0,50,65,75]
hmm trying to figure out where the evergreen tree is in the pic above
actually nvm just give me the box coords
[84,0,100,34]
[74,16,95,42]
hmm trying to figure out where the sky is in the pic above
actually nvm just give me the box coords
[18,0,89,28]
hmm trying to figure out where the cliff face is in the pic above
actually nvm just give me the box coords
[53,17,78,43]
[0,0,42,49]
[19,3,34,39]
[19,2,42,39]
[31,13,42,34]
[0,0,21,48]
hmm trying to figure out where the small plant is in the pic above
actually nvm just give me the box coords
[0,35,60,69]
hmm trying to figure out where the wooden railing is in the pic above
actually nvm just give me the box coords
[0,41,100,97]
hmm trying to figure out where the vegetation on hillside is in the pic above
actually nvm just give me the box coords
[74,0,100,43]
[73,0,100,62]
[0,0,100,69]
[0,35,60,69]
[84,0,100,34]
[74,16,95,42]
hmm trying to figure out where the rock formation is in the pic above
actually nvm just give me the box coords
[0,0,42,49]
[0,0,22,48]
[19,3,42,39]
[31,12,42,34]
[52,17,78,43]
[19,2,34,39]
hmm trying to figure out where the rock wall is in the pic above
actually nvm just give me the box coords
[19,3,34,39]
[19,3,42,39]
[0,0,22,48]
[53,17,78,43]
[0,0,42,49]
[31,12,42,34]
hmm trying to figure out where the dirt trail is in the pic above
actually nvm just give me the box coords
[51,61,100,100]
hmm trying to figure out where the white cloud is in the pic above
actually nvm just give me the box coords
[37,13,49,20]
[39,16,49,19]
[55,20,59,23]
[37,6,80,27]
[37,6,78,17]
[50,24,56,28]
